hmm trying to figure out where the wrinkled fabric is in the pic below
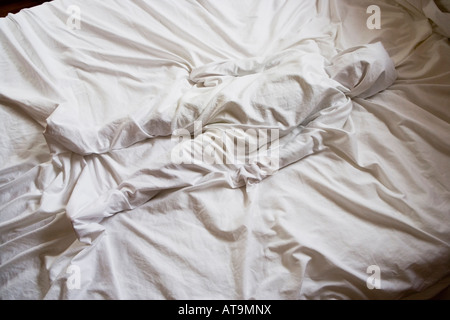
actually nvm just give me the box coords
[325,42,397,99]
[0,0,449,300]
[63,41,396,244]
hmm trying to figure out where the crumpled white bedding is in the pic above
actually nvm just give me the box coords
[0,0,449,299]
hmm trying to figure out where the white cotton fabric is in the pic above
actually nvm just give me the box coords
[325,42,397,99]
[0,0,449,300]
[65,42,397,244]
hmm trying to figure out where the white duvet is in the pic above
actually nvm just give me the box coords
[0,0,449,300]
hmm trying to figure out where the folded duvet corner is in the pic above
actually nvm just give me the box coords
[325,42,397,99]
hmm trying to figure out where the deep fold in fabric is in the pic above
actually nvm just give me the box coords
[62,42,397,244]
[1,0,448,300]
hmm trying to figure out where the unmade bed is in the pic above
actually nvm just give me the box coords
[0,0,449,300]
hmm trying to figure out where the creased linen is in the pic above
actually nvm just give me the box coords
[0,0,449,300]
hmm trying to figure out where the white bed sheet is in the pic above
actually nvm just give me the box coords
[0,0,449,299]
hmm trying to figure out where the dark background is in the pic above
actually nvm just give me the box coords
[0,0,48,17]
